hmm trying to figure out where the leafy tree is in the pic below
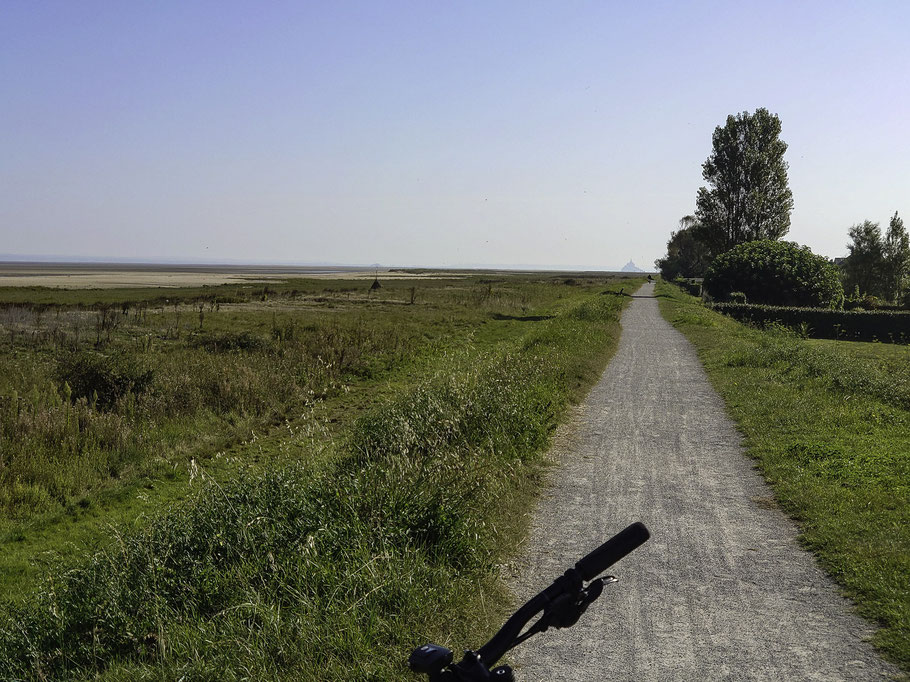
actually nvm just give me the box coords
[704,240,843,308]
[654,215,714,279]
[695,108,794,252]
[841,220,886,299]
[883,211,910,303]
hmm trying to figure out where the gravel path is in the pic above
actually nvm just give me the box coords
[510,281,899,681]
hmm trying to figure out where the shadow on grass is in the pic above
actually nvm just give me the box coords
[489,313,555,322]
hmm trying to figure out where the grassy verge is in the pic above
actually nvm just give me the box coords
[656,281,910,672]
[0,278,636,679]
[0,275,603,595]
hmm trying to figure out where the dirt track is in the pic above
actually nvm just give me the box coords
[510,282,899,681]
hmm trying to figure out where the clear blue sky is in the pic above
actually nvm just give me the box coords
[2,1,908,269]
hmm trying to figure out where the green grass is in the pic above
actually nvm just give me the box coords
[0,277,380,306]
[807,337,910,374]
[0,274,639,679]
[657,281,910,672]
[0,276,565,516]
[0,275,614,595]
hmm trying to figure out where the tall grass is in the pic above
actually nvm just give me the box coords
[0,275,634,524]
[0,315,412,519]
[0,290,627,679]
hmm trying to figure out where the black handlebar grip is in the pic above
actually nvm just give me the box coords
[574,522,650,581]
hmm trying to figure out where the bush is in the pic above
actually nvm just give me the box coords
[711,302,910,344]
[704,240,844,308]
[843,294,907,312]
[672,277,703,297]
[188,330,268,353]
[54,350,154,410]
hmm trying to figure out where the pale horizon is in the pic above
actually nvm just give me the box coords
[0,252,654,273]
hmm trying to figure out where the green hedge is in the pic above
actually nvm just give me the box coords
[672,277,703,297]
[711,303,910,344]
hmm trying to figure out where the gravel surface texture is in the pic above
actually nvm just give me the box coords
[509,281,899,681]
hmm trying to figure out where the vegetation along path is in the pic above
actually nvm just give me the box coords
[510,281,899,681]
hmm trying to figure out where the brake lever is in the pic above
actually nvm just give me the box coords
[502,573,618,656]
[541,574,617,631]
[554,575,616,628]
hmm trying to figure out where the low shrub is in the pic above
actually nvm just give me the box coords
[704,240,844,308]
[843,294,907,312]
[672,277,703,297]
[53,350,154,410]
[711,302,910,344]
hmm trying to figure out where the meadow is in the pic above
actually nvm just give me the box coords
[0,271,638,679]
[657,282,910,672]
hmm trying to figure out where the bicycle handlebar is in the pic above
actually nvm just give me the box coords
[574,521,650,581]
[409,521,650,681]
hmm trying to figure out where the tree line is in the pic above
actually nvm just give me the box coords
[657,108,909,307]
[841,213,909,304]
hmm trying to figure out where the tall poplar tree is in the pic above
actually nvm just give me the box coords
[695,108,794,253]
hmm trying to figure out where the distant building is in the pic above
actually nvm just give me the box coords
[620,260,645,273]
